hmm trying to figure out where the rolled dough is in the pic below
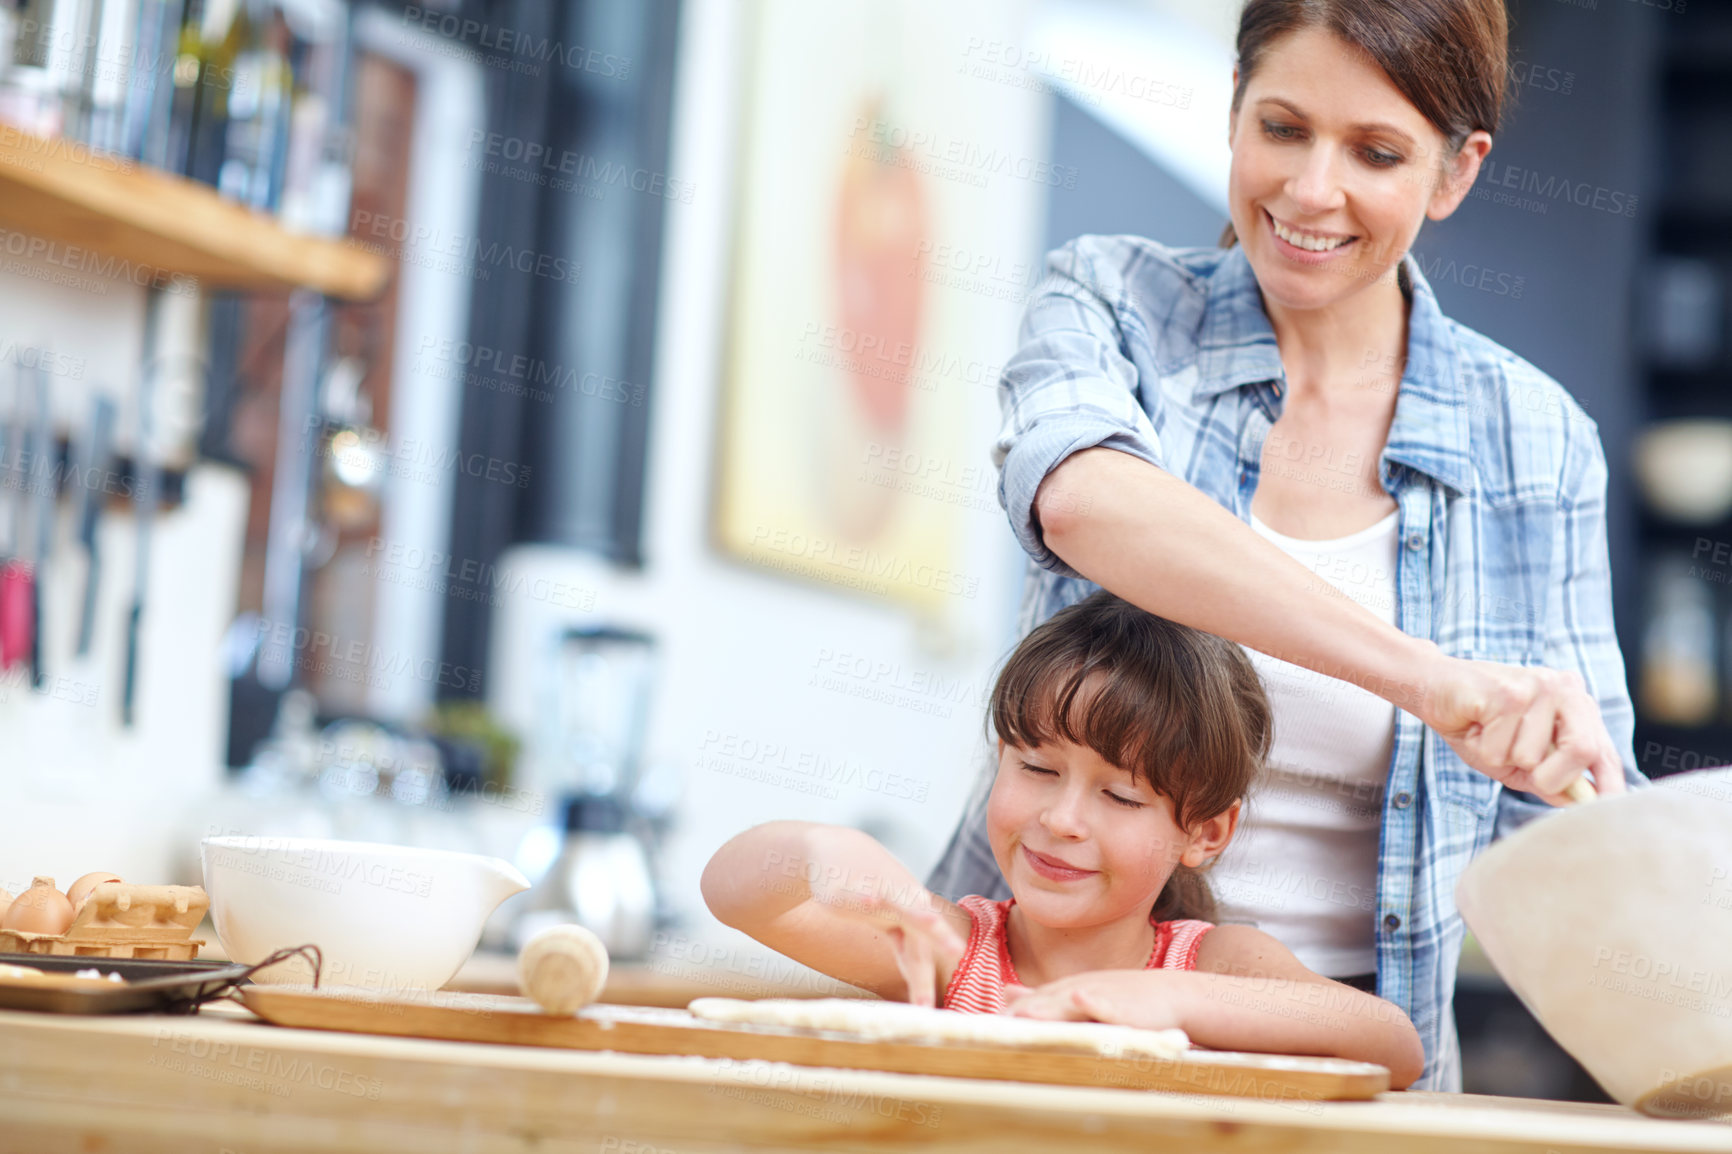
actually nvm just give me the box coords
[687,997,1190,1059]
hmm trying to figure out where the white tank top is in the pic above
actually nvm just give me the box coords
[1209,508,1401,977]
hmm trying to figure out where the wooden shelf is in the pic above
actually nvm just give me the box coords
[0,127,390,300]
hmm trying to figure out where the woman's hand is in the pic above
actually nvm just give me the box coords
[1001,971,1184,1032]
[1417,653,1626,804]
[806,883,967,1008]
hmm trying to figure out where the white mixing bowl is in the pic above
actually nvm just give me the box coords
[200,836,531,993]
[1456,769,1732,1118]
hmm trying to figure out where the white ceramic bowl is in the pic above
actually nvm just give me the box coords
[200,836,530,993]
[1632,420,1732,524]
[1456,770,1732,1117]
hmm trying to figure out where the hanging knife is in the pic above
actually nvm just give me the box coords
[25,352,54,690]
[121,351,160,728]
[73,393,117,658]
[0,361,25,673]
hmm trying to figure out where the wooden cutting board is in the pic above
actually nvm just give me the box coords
[239,985,1390,1101]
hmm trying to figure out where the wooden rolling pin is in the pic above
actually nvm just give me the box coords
[516,925,611,1015]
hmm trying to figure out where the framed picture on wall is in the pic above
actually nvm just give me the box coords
[712,0,1043,614]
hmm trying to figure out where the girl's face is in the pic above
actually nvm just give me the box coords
[985,738,1238,930]
[1225,26,1491,313]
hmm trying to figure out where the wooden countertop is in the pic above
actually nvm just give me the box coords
[2,1001,1729,1153]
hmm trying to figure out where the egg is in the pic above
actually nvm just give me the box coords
[65,872,123,912]
[0,887,12,922]
[2,877,75,936]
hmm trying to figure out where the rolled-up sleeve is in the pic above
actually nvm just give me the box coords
[1494,411,1648,841]
[993,239,1169,579]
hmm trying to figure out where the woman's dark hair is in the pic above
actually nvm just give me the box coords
[1219,0,1509,248]
[988,591,1272,922]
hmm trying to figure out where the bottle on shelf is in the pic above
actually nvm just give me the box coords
[185,0,249,187]
[162,0,204,173]
[276,3,352,237]
[217,0,289,209]
[0,0,69,138]
[1641,550,1719,726]
[126,0,187,167]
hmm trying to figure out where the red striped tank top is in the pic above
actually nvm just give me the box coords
[940,895,1213,1014]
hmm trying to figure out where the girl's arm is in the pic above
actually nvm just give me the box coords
[1187,924,1426,1085]
[1005,924,1425,1087]
[700,821,971,1004]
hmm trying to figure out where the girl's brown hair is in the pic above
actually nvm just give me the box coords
[1219,0,1509,248]
[989,591,1271,922]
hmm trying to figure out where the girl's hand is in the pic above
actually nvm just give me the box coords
[807,885,967,1008]
[1001,971,1184,1032]
[1416,653,1626,805]
[703,823,969,1006]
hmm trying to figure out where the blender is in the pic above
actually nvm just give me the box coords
[512,626,662,958]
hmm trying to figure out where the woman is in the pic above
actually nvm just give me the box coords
[928,0,1644,1092]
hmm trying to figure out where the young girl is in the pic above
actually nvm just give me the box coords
[702,591,1424,1086]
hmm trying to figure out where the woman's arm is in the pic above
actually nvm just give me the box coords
[1005,923,1425,1087]
[991,240,1618,801]
[1040,446,1434,716]
[1038,447,1624,802]
[701,821,971,1004]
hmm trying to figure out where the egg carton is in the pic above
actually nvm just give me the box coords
[0,883,208,960]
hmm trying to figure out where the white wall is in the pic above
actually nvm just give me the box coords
[486,0,1052,951]
[0,259,246,898]
[0,0,1059,961]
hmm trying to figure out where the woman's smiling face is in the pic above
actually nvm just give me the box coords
[985,737,1235,929]
[1226,26,1489,311]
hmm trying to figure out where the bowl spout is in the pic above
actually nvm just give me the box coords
[478,857,532,910]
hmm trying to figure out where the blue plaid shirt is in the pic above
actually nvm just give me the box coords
[926,234,1646,1091]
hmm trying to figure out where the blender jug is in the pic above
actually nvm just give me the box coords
[545,626,657,799]
[515,626,661,957]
